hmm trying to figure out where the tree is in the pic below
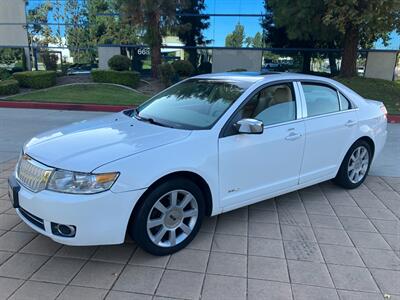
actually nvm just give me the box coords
[119,0,178,78]
[323,0,400,77]
[27,0,56,47]
[245,32,264,48]
[53,0,64,47]
[65,0,140,64]
[225,22,245,47]
[263,0,342,74]
[65,0,91,63]
[101,0,140,45]
[251,32,264,48]
[177,0,210,68]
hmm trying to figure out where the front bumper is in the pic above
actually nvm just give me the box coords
[14,180,146,246]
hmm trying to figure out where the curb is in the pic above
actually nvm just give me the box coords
[387,115,400,124]
[0,100,132,112]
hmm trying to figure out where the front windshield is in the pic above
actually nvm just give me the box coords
[133,79,250,129]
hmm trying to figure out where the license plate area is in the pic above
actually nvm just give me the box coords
[8,176,20,208]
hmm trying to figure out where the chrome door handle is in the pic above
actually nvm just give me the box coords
[285,132,302,141]
[345,120,357,127]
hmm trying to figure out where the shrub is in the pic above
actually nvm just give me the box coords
[11,66,24,73]
[0,68,11,80]
[172,60,195,77]
[91,69,140,88]
[0,79,19,95]
[61,63,71,75]
[158,63,176,87]
[42,52,58,71]
[198,61,212,74]
[13,71,57,89]
[108,55,131,71]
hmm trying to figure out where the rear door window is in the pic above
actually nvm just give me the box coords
[301,83,340,117]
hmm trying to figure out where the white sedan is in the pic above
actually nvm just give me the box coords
[8,73,387,255]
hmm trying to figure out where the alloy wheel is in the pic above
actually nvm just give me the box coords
[347,145,369,184]
[146,189,198,248]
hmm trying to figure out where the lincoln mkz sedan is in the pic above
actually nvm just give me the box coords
[8,73,387,255]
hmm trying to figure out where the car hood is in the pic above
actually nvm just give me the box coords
[24,111,191,172]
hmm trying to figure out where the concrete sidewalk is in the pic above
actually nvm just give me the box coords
[0,162,399,299]
[0,108,399,299]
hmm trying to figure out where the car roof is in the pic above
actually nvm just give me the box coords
[193,72,334,85]
[194,72,364,104]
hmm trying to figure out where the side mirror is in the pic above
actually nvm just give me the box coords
[234,118,264,134]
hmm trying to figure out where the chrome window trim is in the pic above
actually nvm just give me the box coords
[296,78,358,109]
[337,90,343,111]
[293,80,304,119]
[303,108,359,121]
[219,79,301,138]
[337,91,355,111]
[297,80,359,119]
[294,81,308,119]
[263,118,304,130]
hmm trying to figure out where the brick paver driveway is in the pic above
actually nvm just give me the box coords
[0,108,399,299]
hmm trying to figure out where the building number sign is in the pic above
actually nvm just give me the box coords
[137,48,150,56]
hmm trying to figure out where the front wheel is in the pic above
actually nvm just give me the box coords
[334,140,372,189]
[129,178,205,255]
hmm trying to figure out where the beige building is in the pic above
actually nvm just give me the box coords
[0,0,31,69]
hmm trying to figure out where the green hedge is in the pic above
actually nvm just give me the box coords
[0,68,11,80]
[13,71,56,89]
[0,79,20,95]
[108,55,131,71]
[158,63,176,87]
[91,69,140,88]
[172,60,195,77]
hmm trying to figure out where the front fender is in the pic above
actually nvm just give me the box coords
[94,133,221,214]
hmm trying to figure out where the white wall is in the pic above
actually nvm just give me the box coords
[98,46,120,69]
[0,0,28,47]
[212,49,262,73]
[365,51,398,81]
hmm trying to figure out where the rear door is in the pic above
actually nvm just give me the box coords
[298,82,358,184]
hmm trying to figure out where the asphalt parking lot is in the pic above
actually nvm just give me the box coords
[0,108,399,300]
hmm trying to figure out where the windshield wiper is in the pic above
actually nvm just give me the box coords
[133,109,173,128]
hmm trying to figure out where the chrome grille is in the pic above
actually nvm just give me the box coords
[16,155,53,192]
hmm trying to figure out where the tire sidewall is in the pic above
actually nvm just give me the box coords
[130,178,205,256]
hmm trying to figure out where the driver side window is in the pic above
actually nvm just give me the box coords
[237,82,296,126]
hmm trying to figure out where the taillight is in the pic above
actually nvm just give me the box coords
[380,105,388,119]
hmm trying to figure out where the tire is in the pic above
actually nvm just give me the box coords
[334,140,372,189]
[129,178,205,256]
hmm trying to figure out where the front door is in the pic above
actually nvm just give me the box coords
[219,82,306,209]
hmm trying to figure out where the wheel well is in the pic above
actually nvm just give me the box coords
[356,136,375,159]
[130,171,213,224]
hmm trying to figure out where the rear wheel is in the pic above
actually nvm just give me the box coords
[129,178,205,255]
[334,140,372,189]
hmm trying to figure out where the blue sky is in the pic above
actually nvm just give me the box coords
[203,0,265,46]
[26,0,399,49]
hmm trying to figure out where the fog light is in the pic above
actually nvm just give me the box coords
[51,222,76,237]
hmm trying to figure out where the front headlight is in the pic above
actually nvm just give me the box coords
[47,169,119,194]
